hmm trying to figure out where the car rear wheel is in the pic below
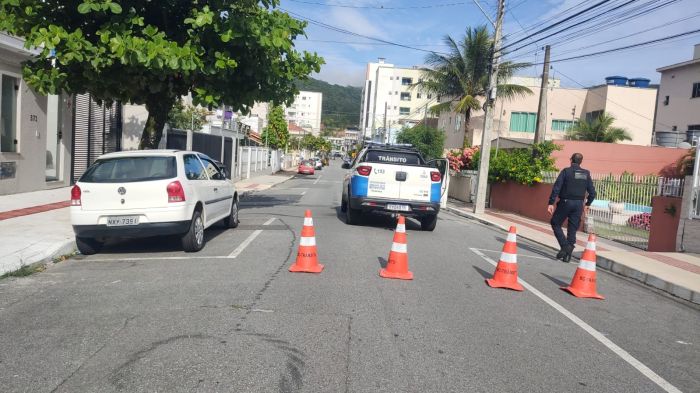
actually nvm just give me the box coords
[340,195,348,212]
[224,198,240,228]
[420,214,438,231]
[76,236,102,255]
[182,210,205,252]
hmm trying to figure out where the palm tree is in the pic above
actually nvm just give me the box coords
[566,112,632,143]
[417,26,532,146]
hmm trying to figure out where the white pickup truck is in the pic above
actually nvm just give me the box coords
[340,144,447,231]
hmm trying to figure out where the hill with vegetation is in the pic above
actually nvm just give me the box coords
[296,78,362,131]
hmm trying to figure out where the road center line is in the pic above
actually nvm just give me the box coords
[469,248,682,393]
[228,217,276,258]
[313,175,322,185]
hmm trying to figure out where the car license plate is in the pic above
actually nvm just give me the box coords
[386,204,410,212]
[106,216,139,226]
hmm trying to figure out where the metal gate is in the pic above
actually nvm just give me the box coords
[70,94,122,183]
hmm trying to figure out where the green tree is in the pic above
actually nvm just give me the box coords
[417,26,532,146]
[395,124,445,160]
[0,0,323,149]
[260,106,288,149]
[167,99,208,131]
[566,112,632,143]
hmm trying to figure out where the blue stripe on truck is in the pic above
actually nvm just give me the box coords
[430,182,442,203]
[351,175,369,197]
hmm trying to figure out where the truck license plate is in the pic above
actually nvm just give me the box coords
[107,216,139,226]
[386,204,410,212]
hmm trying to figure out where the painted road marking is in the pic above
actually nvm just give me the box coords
[228,217,277,258]
[472,248,552,261]
[470,248,683,393]
[313,175,322,185]
[301,191,307,195]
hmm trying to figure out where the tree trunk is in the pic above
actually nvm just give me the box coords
[138,97,176,150]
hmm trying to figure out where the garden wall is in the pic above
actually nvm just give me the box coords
[448,173,472,203]
[647,196,682,252]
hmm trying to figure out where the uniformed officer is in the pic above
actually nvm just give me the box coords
[547,153,596,262]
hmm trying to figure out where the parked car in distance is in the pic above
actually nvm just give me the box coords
[70,150,239,255]
[298,160,316,175]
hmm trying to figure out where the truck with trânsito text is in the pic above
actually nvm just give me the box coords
[340,143,447,231]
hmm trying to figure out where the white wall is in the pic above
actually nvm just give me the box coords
[655,62,700,135]
[285,91,322,136]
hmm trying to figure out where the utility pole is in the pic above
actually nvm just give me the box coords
[423,102,428,125]
[534,45,551,143]
[383,102,388,143]
[473,0,505,214]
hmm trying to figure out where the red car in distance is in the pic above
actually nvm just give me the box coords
[298,160,315,175]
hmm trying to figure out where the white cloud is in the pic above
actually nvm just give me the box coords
[313,53,366,86]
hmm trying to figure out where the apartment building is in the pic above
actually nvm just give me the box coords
[359,58,436,140]
[285,91,322,136]
[654,44,700,146]
[439,76,657,148]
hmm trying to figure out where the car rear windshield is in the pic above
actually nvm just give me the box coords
[301,160,313,166]
[80,156,177,183]
[363,150,423,165]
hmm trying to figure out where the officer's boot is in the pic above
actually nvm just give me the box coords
[556,247,566,260]
[562,244,574,263]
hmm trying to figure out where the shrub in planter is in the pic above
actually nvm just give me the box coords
[446,146,479,172]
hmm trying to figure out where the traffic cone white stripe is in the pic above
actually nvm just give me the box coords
[499,252,517,263]
[578,260,597,272]
[299,236,316,246]
[391,242,407,253]
[506,233,517,242]
[304,217,313,226]
[586,241,596,251]
[396,224,406,233]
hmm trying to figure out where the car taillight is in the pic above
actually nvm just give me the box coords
[70,185,81,206]
[356,165,372,176]
[430,171,442,182]
[167,181,186,202]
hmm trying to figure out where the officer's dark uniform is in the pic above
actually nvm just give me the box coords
[548,163,596,255]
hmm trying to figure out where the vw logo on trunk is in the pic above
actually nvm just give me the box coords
[117,187,126,195]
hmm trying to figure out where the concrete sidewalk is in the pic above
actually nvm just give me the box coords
[446,200,700,304]
[0,172,294,276]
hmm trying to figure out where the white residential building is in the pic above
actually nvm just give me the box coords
[285,91,322,136]
[654,43,700,146]
[359,58,437,141]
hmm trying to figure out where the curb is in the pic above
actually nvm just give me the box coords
[445,206,700,305]
[1,239,76,277]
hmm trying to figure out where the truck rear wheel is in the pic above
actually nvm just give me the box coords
[421,214,438,231]
[345,205,361,225]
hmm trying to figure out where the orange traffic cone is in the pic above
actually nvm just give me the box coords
[561,234,604,300]
[289,210,324,273]
[486,226,524,291]
[379,215,413,280]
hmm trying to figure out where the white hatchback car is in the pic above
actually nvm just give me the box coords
[70,150,239,255]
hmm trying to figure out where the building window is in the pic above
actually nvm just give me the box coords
[455,115,462,132]
[394,106,397,110]
[663,96,669,106]
[400,92,411,101]
[388,91,392,95]
[0,74,19,153]
[399,107,410,116]
[401,77,413,86]
[427,94,433,99]
[689,125,700,131]
[302,96,307,100]
[395,91,398,95]
[692,82,700,98]
[417,93,422,99]
[672,126,677,131]
[509,112,537,132]
[551,119,574,132]
[585,110,604,123]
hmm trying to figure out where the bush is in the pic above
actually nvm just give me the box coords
[628,213,651,231]
[471,141,560,185]
[446,146,479,172]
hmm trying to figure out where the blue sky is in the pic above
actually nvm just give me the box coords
[280,0,700,88]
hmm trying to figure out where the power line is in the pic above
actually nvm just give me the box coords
[281,9,450,56]
[301,39,451,47]
[287,0,470,10]
[505,0,589,39]
[500,0,614,51]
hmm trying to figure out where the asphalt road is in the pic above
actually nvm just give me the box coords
[1,162,699,393]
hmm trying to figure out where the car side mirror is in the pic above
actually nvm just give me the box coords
[220,169,228,179]
[342,162,351,169]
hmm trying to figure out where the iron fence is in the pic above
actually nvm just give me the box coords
[543,172,684,250]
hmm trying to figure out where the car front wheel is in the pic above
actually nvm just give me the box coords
[76,236,103,255]
[182,210,205,252]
